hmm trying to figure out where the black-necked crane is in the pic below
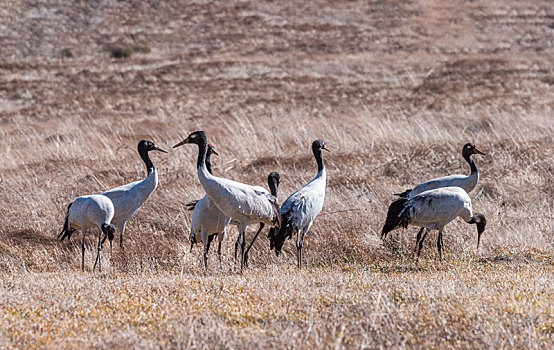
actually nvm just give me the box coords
[188,143,232,268]
[385,186,487,261]
[270,140,328,268]
[103,140,167,248]
[382,143,485,243]
[58,194,116,271]
[173,131,281,272]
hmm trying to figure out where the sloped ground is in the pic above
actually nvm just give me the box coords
[0,0,553,348]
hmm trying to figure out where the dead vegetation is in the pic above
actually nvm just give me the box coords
[0,0,553,348]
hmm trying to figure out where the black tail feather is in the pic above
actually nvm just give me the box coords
[398,205,411,230]
[381,198,407,239]
[58,202,75,241]
[394,189,412,198]
[185,199,199,211]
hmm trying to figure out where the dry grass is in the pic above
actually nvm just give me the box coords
[1,0,553,348]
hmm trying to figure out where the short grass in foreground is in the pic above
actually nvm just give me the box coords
[1,254,553,349]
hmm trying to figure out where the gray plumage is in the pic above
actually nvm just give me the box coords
[188,144,231,268]
[174,131,281,272]
[270,140,328,268]
[103,140,167,248]
[58,194,116,271]
[382,143,485,239]
[397,186,487,261]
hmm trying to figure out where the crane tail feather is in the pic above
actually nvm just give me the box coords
[394,189,412,198]
[398,204,411,230]
[381,198,407,239]
[185,200,200,211]
[58,202,75,240]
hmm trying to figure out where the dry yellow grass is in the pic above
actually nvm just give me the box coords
[1,0,553,348]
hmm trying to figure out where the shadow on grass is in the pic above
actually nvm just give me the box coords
[3,229,59,246]
[476,252,553,266]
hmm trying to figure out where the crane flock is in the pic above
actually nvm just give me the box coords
[58,133,488,271]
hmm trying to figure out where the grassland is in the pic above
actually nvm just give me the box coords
[1,0,553,348]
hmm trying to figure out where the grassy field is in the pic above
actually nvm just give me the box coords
[1,0,553,348]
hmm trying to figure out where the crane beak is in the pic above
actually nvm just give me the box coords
[474,148,486,155]
[211,149,219,156]
[322,146,331,152]
[154,146,168,153]
[173,138,189,148]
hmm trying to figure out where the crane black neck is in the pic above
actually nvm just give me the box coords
[463,152,477,174]
[268,176,279,196]
[205,150,214,175]
[196,139,208,170]
[138,147,155,173]
[314,149,325,173]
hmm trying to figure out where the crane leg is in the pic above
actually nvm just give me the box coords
[217,238,222,267]
[235,224,246,273]
[93,231,103,272]
[437,230,443,262]
[118,222,126,249]
[81,231,86,271]
[295,229,301,268]
[416,229,430,261]
[234,235,241,268]
[414,227,424,253]
[244,223,265,268]
[204,234,215,269]
[240,232,246,273]
[296,226,310,268]
[297,248,300,268]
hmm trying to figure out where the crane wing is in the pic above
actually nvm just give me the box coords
[281,191,317,229]
[102,187,141,220]
[408,189,467,224]
[408,174,468,198]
